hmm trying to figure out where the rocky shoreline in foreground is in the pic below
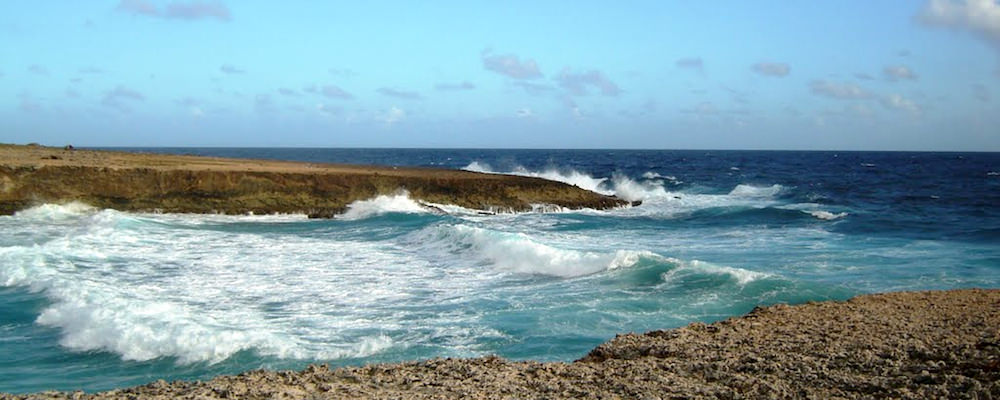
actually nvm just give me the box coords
[0,144,628,217]
[3,289,997,399]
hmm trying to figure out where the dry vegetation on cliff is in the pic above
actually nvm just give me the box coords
[0,144,627,217]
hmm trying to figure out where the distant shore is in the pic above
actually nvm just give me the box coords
[0,144,628,217]
[2,289,996,399]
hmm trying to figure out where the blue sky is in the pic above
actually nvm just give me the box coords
[2,1,999,150]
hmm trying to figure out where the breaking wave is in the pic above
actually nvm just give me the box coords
[412,224,650,278]
[461,162,789,208]
[806,210,848,220]
[728,184,786,198]
[338,191,432,220]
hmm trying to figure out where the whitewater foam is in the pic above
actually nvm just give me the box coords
[641,171,676,181]
[728,184,785,198]
[461,162,792,208]
[0,209,435,364]
[463,162,611,195]
[414,225,650,278]
[661,259,770,287]
[807,210,848,220]
[338,191,432,220]
[13,202,96,221]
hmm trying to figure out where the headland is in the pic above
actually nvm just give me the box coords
[0,144,628,217]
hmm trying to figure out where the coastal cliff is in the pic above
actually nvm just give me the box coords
[0,144,628,217]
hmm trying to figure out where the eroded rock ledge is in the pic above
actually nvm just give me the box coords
[4,289,997,399]
[0,144,628,217]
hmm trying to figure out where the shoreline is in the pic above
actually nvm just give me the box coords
[0,144,629,217]
[3,288,997,399]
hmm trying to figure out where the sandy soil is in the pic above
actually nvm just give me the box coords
[3,289,997,399]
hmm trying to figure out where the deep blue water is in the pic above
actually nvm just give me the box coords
[1,149,998,393]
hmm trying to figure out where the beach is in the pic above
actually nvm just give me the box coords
[5,289,997,399]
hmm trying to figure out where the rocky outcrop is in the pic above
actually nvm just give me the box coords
[4,289,997,399]
[0,145,628,217]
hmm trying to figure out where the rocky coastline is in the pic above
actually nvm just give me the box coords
[2,144,997,398]
[0,144,628,217]
[3,289,997,399]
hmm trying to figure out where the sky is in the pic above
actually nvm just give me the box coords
[2,1,999,150]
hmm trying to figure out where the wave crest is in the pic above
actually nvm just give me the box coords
[416,225,652,278]
[338,191,433,220]
[462,162,791,208]
[728,184,785,198]
[13,202,95,221]
[806,210,848,220]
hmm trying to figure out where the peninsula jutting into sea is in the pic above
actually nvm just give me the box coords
[1,145,998,398]
[5,0,999,398]
[0,144,627,217]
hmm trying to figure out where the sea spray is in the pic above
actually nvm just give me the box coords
[410,224,651,278]
[338,191,431,220]
[2,149,997,394]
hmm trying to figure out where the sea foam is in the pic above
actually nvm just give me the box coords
[0,208,414,364]
[414,224,650,278]
[462,162,789,210]
[807,210,848,220]
[338,191,431,220]
[13,202,96,221]
[728,184,786,198]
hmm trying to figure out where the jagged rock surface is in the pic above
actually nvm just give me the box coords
[0,144,627,217]
[3,289,997,399]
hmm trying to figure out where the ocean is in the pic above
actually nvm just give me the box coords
[1,149,998,393]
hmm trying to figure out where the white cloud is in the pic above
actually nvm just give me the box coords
[921,0,1000,46]
[810,80,872,100]
[752,62,791,77]
[884,65,918,81]
[320,85,353,100]
[117,0,158,16]
[676,57,704,71]
[881,93,921,114]
[510,81,555,96]
[117,0,231,21]
[482,52,543,80]
[682,101,719,116]
[254,94,275,114]
[382,106,405,126]
[315,103,340,115]
[102,85,145,111]
[101,88,143,113]
[555,68,621,96]
[377,87,422,100]
[435,81,475,91]
[220,64,244,74]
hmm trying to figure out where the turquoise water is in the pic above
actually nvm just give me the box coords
[1,149,998,392]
